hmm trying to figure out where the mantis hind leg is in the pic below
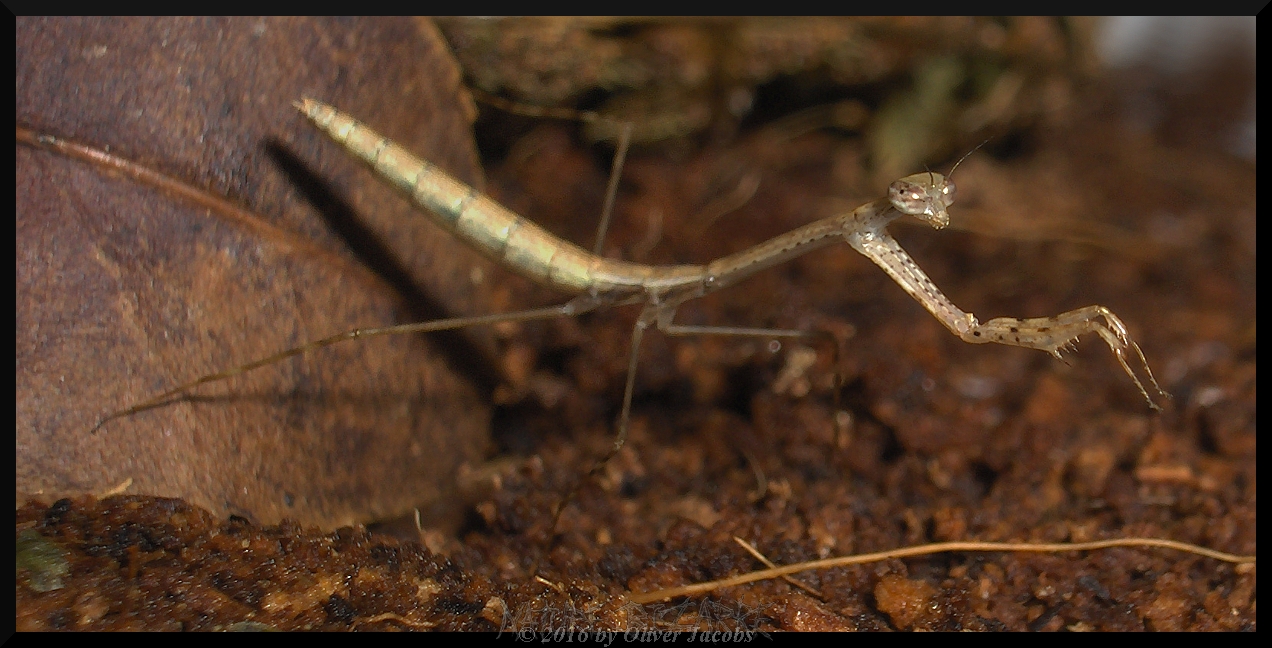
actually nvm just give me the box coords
[91,296,609,434]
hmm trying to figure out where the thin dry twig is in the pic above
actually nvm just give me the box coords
[732,536,823,600]
[629,537,1256,604]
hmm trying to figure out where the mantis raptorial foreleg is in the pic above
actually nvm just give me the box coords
[847,218,1167,409]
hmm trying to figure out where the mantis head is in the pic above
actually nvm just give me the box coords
[888,172,955,230]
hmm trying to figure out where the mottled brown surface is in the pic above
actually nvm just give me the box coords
[16,17,499,529]
[17,19,1254,631]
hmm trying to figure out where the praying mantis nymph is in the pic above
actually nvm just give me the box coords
[94,99,1170,473]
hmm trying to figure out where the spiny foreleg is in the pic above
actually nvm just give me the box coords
[964,306,1168,410]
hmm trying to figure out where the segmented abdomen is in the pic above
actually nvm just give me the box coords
[297,99,698,294]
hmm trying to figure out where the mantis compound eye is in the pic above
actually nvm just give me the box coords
[939,178,956,207]
[888,180,929,214]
